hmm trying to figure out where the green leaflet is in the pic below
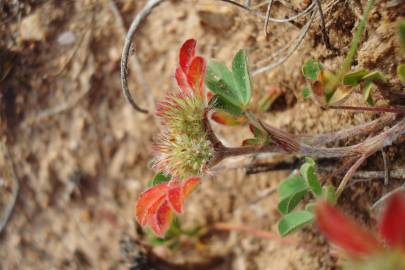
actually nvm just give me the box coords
[278,210,314,236]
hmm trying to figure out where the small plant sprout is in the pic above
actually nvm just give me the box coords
[302,0,384,107]
[316,193,405,270]
[277,158,336,236]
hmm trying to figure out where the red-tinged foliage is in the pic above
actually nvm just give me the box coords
[175,39,206,98]
[135,177,201,237]
[211,111,247,126]
[379,193,405,252]
[316,193,405,261]
[315,201,382,258]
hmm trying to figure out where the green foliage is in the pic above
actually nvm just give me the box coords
[300,158,322,197]
[278,210,314,236]
[205,50,252,115]
[399,21,405,54]
[301,0,378,107]
[398,64,405,83]
[146,217,201,249]
[343,69,370,86]
[147,172,171,188]
[363,81,374,106]
[302,86,312,98]
[277,158,336,236]
[302,60,323,81]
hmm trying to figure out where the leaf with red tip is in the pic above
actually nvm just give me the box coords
[316,201,381,257]
[135,183,168,226]
[149,201,172,237]
[211,111,247,126]
[379,193,405,251]
[167,181,183,214]
[187,56,206,97]
[179,39,196,71]
[182,177,201,199]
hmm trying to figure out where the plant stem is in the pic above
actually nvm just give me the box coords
[336,153,370,198]
[328,105,405,114]
[327,0,375,91]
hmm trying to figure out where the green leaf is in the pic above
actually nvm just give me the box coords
[343,69,369,86]
[363,80,374,106]
[278,175,308,199]
[210,94,244,115]
[361,71,385,83]
[147,172,171,188]
[278,175,308,214]
[300,159,322,197]
[278,189,308,214]
[232,49,252,106]
[302,60,323,81]
[205,60,242,108]
[399,21,405,54]
[398,64,405,83]
[303,86,313,98]
[278,210,314,236]
[323,185,337,204]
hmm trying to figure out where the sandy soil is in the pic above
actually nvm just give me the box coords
[1,0,404,269]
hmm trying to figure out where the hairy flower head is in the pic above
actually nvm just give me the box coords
[153,39,213,178]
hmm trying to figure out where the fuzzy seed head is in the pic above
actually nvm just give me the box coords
[154,93,212,178]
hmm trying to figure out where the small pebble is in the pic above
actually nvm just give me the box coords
[57,31,76,45]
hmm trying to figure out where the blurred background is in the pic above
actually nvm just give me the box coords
[1,0,404,269]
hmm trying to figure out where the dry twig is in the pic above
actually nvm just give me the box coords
[120,0,165,113]
[0,140,19,235]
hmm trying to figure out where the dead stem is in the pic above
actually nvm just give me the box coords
[0,140,19,235]
[261,117,405,159]
[120,0,165,113]
[328,105,405,114]
[371,183,405,210]
[300,115,395,146]
[336,153,370,198]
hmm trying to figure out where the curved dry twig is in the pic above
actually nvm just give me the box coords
[0,141,19,235]
[120,0,165,113]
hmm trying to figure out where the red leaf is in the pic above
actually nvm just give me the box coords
[211,111,247,126]
[147,197,170,236]
[379,193,405,251]
[316,201,381,257]
[179,39,196,72]
[175,67,192,95]
[135,183,168,226]
[150,201,172,237]
[187,56,206,97]
[167,181,184,214]
[182,176,201,199]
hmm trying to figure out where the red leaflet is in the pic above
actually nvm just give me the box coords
[182,176,201,199]
[179,39,196,71]
[175,39,206,98]
[167,181,183,214]
[135,177,201,237]
[135,183,168,226]
[187,56,206,97]
[316,201,381,258]
[379,193,405,251]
